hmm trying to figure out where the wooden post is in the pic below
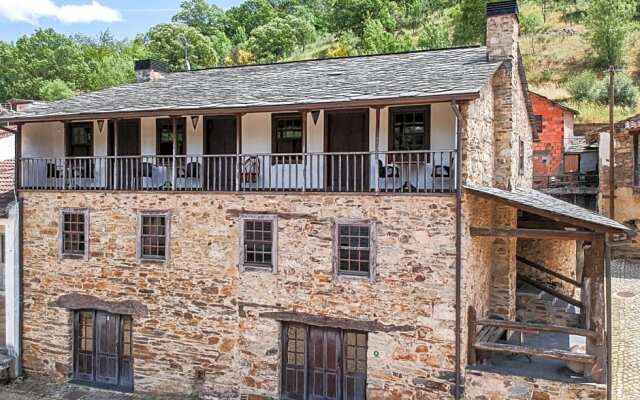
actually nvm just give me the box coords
[15,124,22,191]
[467,306,477,365]
[236,113,242,192]
[374,107,381,192]
[583,234,607,384]
[301,110,307,192]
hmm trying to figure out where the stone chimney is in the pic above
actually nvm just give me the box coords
[486,0,519,62]
[134,59,168,83]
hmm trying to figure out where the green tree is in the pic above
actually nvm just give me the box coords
[362,18,413,54]
[452,0,486,45]
[172,0,227,36]
[145,23,230,70]
[327,0,398,36]
[585,0,635,67]
[39,79,75,100]
[247,17,298,61]
[285,14,317,48]
[417,18,451,49]
[225,0,277,40]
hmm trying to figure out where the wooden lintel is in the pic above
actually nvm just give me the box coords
[517,274,583,308]
[470,227,595,240]
[473,341,596,364]
[476,319,596,338]
[259,311,414,333]
[517,256,581,287]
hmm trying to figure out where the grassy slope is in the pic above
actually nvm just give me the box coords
[519,2,640,123]
[284,2,639,123]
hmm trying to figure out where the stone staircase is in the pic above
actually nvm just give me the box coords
[516,281,581,328]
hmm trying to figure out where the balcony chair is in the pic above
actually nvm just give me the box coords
[241,156,260,189]
[176,161,202,190]
[377,159,402,192]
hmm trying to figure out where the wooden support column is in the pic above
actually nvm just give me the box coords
[15,124,22,191]
[171,117,177,190]
[374,106,381,192]
[467,306,477,365]
[236,113,243,192]
[583,234,607,384]
[301,110,307,192]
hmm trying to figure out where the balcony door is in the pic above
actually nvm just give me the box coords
[108,119,141,190]
[204,116,237,191]
[325,110,369,192]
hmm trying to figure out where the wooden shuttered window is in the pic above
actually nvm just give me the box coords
[282,324,367,400]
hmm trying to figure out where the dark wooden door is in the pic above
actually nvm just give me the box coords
[308,327,341,400]
[204,116,237,191]
[95,312,119,386]
[325,111,369,191]
[115,119,141,190]
[73,310,133,391]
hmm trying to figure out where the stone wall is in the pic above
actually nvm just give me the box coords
[517,239,578,296]
[461,81,495,188]
[20,191,459,399]
[464,368,606,400]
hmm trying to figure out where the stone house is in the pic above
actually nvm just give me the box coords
[0,2,633,399]
[530,92,598,210]
[593,113,640,246]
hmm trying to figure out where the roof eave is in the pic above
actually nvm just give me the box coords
[0,92,480,124]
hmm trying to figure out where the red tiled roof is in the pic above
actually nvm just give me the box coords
[0,159,15,192]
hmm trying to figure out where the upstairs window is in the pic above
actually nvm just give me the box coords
[389,106,430,151]
[60,209,89,258]
[335,221,375,279]
[272,114,303,163]
[240,215,277,271]
[66,122,93,157]
[156,118,186,156]
[519,139,525,175]
[138,212,169,262]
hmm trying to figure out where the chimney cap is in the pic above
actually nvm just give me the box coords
[134,59,169,73]
[486,0,518,17]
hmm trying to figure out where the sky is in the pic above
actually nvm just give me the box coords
[0,0,243,42]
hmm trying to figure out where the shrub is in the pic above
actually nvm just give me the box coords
[592,73,639,108]
[568,71,598,102]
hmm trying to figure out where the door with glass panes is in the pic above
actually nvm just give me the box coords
[74,310,133,391]
[282,324,367,400]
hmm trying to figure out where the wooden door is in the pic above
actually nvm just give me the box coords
[74,311,95,382]
[115,119,141,190]
[95,312,119,386]
[204,116,237,191]
[308,327,341,400]
[325,111,369,191]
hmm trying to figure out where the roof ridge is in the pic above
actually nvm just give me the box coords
[172,45,486,75]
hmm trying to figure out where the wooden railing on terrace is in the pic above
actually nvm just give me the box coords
[19,150,457,194]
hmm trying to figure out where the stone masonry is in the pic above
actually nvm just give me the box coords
[21,191,458,399]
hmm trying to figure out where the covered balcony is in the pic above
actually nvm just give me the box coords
[17,104,458,194]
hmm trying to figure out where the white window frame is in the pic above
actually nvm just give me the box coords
[239,214,278,273]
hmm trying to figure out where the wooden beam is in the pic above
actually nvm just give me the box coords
[476,319,596,338]
[474,341,596,364]
[517,274,583,308]
[517,256,581,287]
[470,227,595,240]
[0,125,18,134]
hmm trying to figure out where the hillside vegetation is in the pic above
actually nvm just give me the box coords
[0,0,639,123]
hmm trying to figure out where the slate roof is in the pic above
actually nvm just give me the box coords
[564,136,597,153]
[465,185,634,235]
[0,47,503,122]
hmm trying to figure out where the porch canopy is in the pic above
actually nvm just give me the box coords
[0,46,503,124]
[465,185,633,236]
[465,185,634,385]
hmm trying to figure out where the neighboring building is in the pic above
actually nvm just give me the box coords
[0,2,632,399]
[594,114,640,244]
[530,92,598,210]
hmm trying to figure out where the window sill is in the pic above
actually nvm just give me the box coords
[60,253,87,260]
[138,257,167,264]
[336,272,373,281]
[242,264,275,273]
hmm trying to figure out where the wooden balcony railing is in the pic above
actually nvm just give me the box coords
[19,150,457,194]
[533,173,599,190]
